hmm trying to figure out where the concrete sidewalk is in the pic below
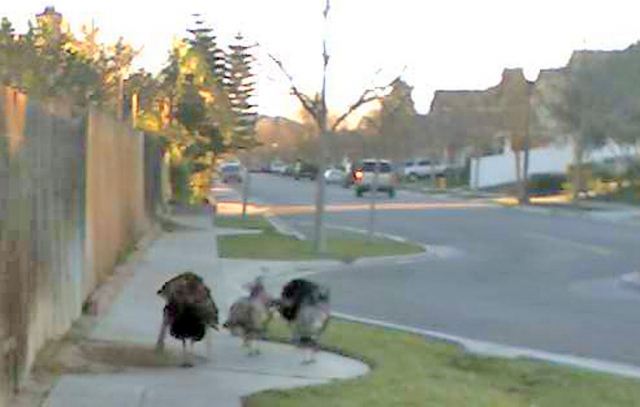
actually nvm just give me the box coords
[42,213,368,407]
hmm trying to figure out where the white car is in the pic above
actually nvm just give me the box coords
[403,159,447,181]
[270,161,288,175]
[324,167,345,184]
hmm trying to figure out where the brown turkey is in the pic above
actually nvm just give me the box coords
[155,271,219,367]
[223,277,277,356]
[277,278,331,364]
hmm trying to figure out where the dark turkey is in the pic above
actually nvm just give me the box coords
[278,278,330,364]
[155,271,219,367]
[223,277,276,356]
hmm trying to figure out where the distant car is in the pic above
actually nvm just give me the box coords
[283,165,295,177]
[270,161,288,175]
[324,167,345,184]
[354,159,396,198]
[294,161,319,180]
[220,163,243,183]
[403,158,447,181]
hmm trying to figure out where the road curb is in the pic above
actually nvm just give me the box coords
[264,214,307,240]
[332,312,640,380]
[304,223,463,264]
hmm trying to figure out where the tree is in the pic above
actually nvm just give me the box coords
[548,54,613,202]
[602,43,640,157]
[497,69,535,203]
[176,74,206,133]
[0,10,109,109]
[227,33,258,150]
[187,14,227,89]
[425,91,502,190]
[377,78,419,161]
[269,0,399,252]
[0,18,16,85]
[158,42,183,127]
[124,69,159,120]
[105,37,139,118]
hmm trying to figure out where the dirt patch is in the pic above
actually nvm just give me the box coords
[12,312,202,407]
[38,335,197,375]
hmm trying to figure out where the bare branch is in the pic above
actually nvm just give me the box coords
[268,53,319,123]
[330,75,401,132]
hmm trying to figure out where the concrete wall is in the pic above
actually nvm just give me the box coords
[84,107,147,297]
[0,87,164,405]
[470,139,636,189]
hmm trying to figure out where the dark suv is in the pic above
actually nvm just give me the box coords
[294,161,319,180]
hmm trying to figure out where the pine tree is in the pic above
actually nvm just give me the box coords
[227,32,258,149]
[186,14,227,89]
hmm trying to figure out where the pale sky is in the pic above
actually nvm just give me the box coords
[4,1,640,119]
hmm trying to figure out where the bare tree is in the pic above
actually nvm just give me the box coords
[268,0,399,252]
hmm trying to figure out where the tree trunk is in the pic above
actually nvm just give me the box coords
[117,74,125,121]
[514,148,522,197]
[572,137,584,205]
[519,93,532,205]
[368,158,380,243]
[241,166,250,220]
[313,0,330,254]
[520,133,531,205]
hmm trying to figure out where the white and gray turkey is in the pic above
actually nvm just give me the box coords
[277,278,331,364]
[223,276,277,356]
[155,271,219,367]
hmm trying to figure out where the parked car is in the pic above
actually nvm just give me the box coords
[294,161,319,180]
[324,166,346,184]
[270,161,288,175]
[283,165,295,177]
[403,158,447,181]
[354,159,396,198]
[220,162,243,183]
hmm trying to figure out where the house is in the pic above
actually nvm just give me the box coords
[469,49,637,189]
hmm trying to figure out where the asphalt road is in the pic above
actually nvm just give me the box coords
[239,173,640,366]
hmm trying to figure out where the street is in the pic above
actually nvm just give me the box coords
[244,173,640,367]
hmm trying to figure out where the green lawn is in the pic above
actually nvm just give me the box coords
[215,216,273,230]
[216,216,424,262]
[246,319,640,407]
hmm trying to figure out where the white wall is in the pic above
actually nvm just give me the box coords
[470,140,635,189]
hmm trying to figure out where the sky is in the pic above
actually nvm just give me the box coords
[4,1,640,120]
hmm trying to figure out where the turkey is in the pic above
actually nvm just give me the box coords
[223,276,277,356]
[277,278,331,364]
[155,271,219,367]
